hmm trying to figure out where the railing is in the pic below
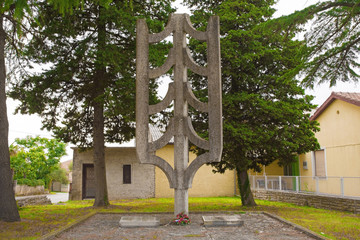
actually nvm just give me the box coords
[249,175,360,198]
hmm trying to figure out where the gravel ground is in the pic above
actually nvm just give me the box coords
[50,212,321,240]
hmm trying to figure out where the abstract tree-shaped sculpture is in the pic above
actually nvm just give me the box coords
[136,14,222,216]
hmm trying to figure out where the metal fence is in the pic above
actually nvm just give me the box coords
[249,175,360,198]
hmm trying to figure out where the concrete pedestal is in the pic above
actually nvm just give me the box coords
[174,188,189,215]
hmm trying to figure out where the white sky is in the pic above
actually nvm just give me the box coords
[6,0,359,160]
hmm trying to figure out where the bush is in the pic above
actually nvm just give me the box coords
[16,178,45,187]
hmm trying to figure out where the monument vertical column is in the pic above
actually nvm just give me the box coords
[173,15,189,215]
[136,14,222,218]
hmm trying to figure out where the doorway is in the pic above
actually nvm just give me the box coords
[82,164,95,199]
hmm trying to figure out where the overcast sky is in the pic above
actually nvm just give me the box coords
[6,0,358,160]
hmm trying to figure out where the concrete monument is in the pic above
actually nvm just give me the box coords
[136,14,222,216]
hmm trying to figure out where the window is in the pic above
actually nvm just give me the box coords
[314,149,326,177]
[123,164,131,184]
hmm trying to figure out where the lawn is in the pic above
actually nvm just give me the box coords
[0,197,359,239]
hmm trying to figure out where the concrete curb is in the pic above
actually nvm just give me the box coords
[39,211,97,240]
[263,212,329,240]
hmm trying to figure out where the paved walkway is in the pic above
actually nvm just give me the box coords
[16,192,69,204]
[50,213,322,240]
[46,192,69,204]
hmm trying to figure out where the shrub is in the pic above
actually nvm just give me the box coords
[16,178,45,187]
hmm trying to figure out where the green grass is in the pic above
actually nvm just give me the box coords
[0,197,359,239]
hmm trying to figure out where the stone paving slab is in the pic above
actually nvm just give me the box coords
[48,212,325,240]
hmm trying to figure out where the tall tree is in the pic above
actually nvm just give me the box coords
[184,0,320,206]
[9,0,174,206]
[0,8,19,222]
[0,0,80,223]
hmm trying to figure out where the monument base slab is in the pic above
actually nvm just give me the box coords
[202,215,244,227]
[119,216,160,228]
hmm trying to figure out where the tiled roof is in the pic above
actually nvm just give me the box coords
[310,92,360,120]
[149,124,174,143]
[60,159,72,171]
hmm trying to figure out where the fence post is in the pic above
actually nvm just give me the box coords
[340,177,344,197]
[316,177,319,194]
[279,176,282,191]
[265,175,268,190]
[296,176,299,193]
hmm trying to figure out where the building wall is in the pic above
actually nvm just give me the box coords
[70,148,87,200]
[301,100,360,178]
[299,100,360,197]
[248,160,284,176]
[52,182,70,192]
[298,153,316,192]
[155,145,236,198]
[106,148,155,199]
[70,147,155,200]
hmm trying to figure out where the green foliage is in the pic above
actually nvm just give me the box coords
[271,0,360,87]
[0,0,32,21]
[10,136,67,188]
[186,0,320,170]
[303,0,360,87]
[0,0,82,18]
[16,178,45,187]
[49,167,69,185]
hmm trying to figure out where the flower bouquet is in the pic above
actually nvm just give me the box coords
[173,212,191,225]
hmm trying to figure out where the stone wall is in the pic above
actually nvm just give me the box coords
[253,190,360,214]
[17,195,51,207]
[15,184,48,196]
[52,182,70,192]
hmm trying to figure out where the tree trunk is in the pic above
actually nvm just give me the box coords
[93,6,109,207]
[93,95,108,206]
[236,167,257,206]
[0,14,21,222]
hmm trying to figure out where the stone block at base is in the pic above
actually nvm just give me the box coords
[119,216,160,228]
[202,215,244,227]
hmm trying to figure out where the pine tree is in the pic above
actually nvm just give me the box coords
[184,0,320,206]
[270,0,360,87]
[9,0,174,206]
